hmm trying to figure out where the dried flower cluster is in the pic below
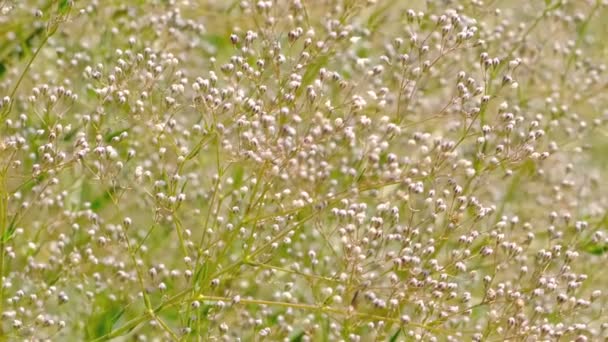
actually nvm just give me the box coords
[1,0,608,340]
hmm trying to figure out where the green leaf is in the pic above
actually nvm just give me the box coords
[104,127,130,143]
[62,127,79,142]
[232,165,244,188]
[111,8,129,19]
[91,192,112,210]
[584,244,608,256]
[1,215,18,243]
[79,181,115,211]
[202,34,231,58]
[302,54,329,88]
[58,0,71,14]
[289,331,305,342]
[85,299,127,339]
[389,329,401,342]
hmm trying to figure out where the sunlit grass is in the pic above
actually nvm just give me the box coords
[0,0,607,341]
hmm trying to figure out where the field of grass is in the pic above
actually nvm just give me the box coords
[1,0,608,341]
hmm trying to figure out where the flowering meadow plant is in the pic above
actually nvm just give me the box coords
[1,0,608,340]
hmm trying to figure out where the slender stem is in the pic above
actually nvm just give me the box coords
[0,172,7,330]
[196,294,436,330]
[2,32,50,119]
